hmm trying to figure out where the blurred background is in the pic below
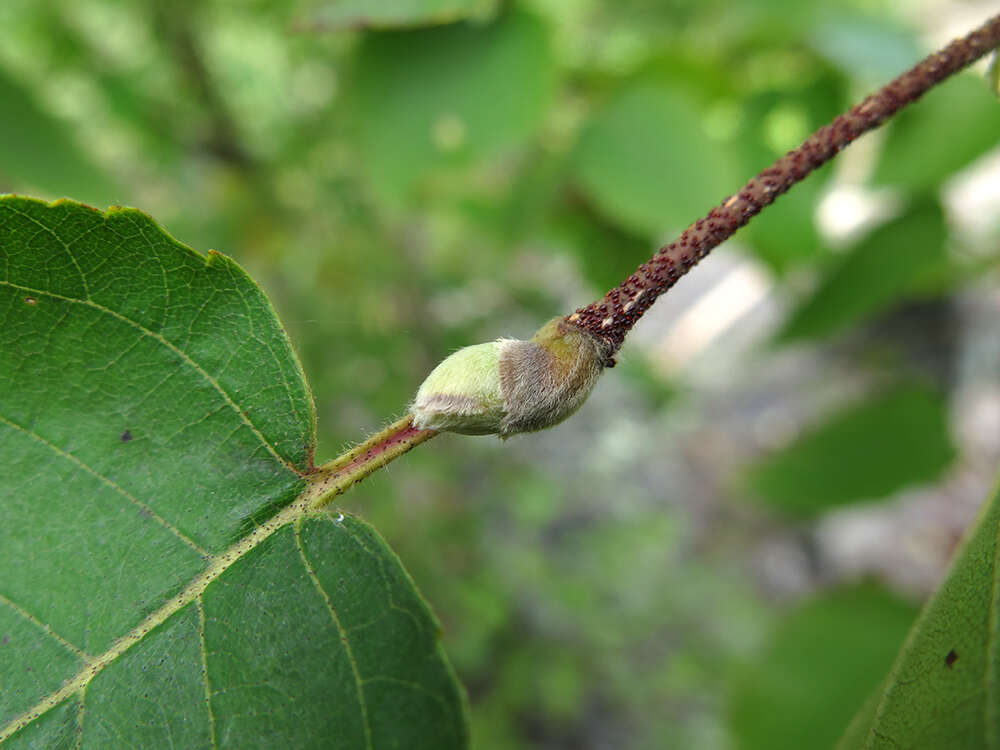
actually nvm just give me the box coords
[2,0,999,747]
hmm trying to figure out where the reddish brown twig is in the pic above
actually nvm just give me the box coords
[569,13,1000,358]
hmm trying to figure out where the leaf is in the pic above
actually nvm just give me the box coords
[836,478,1000,749]
[544,204,655,294]
[571,81,738,238]
[305,0,497,30]
[0,67,119,207]
[350,9,555,201]
[808,15,921,81]
[744,166,828,273]
[0,196,467,748]
[747,383,956,517]
[871,73,1000,193]
[729,584,917,750]
[777,202,948,342]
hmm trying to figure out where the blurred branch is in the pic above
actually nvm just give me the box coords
[570,13,1000,356]
[150,0,256,169]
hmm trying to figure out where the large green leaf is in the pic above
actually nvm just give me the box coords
[0,196,467,748]
[571,81,739,238]
[0,67,118,207]
[747,383,955,517]
[350,9,554,201]
[837,478,1000,749]
[730,584,917,750]
[777,202,948,342]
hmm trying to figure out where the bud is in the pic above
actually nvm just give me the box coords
[411,341,506,435]
[411,317,610,437]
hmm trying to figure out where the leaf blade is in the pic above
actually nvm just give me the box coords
[837,478,1000,749]
[777,202,948,343]
[0,196,468,748]
[571,81,738,238]
[746,383,956,517]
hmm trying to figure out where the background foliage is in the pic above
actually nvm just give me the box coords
[2,0,998,747]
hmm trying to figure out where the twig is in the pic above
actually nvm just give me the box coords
[568,13,1000,356]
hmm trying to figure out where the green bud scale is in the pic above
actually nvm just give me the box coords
[411,317,612,437]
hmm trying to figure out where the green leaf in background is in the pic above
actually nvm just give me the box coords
[744,166,827,273]
[808,14,921,81]
[747,383,956,517]
[872,73,1000,193]
[989,51,1000,99]
[351,9,554,201]
[739,69,847,274]
[0,67,119,207]
[836,478,1000,749]
[571,81,738,238]
[545,205,655,295]
[777,202,947,342]
[730,583,917,750]
[305,0,497,30]
[0,196,467,748]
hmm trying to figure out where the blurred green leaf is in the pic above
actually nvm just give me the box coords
[0,197,467,748]
[836,478,1000,749]
[744,167,827,273]
[545,204,654,293]
[777,202,948,342]
[747,383,956,516]
[571,81,738,238]
[739,69,846,273]
[809,15,920,81]
[0,66,118,206]
[989,51,1000,99]
[730,584,917,750]
[350,9,555,201]
[306,0,497,30]
[872,73,1000,193]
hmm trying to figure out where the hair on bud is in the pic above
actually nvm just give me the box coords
[411,317,611,437]
[411,341,506,435]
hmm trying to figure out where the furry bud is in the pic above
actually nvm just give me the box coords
[411,317,609,437]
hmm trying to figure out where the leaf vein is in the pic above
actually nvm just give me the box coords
[293,519,373,750]
[0,412,209,558]
[4,203,92,300]
[74,688,86,750]
[0,419,419,743]
[0,278,304,477]
[196,597,218,750]
[0,592,91,662]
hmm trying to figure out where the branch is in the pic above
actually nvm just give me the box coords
[151,1,256,169]
[568,12,1000,357]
